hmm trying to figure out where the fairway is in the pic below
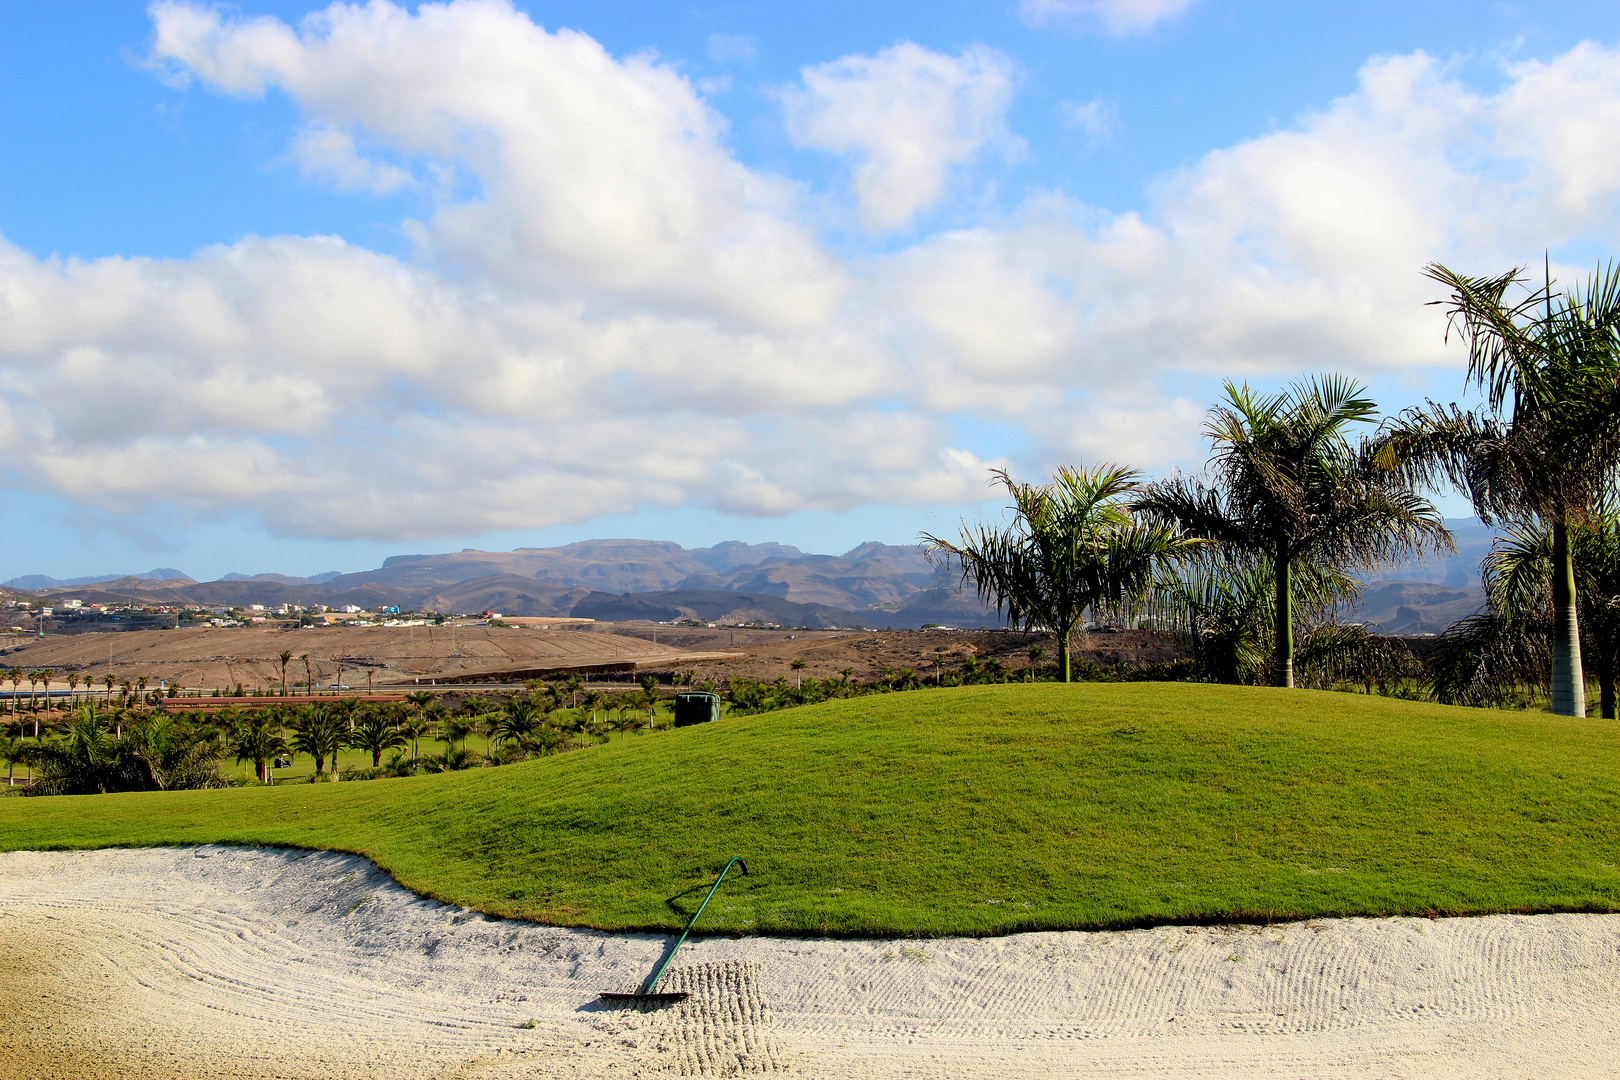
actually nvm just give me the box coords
[4,682,1619,936]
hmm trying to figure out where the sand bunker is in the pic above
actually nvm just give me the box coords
[4,847,1620,1078]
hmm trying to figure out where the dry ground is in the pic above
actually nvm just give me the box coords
[0,625,734,693]
[0,624,1184,697]
[601,624,1185,685]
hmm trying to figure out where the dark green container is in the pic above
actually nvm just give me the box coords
[673,691,722,727]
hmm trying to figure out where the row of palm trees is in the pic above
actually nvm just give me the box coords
[927,260,1620,717]
[7,677,684,793]
[221,679,673,784]
[3,667,155,714]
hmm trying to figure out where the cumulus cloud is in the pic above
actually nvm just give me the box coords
[149,0,842,331]
[3,3,1620,543]
[783,42,1019,230]
[882,47,1620,419]
[1019,0,1197,35]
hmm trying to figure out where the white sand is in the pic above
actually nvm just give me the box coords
[4,847,1620,1078]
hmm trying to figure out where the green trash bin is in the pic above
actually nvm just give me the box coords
[673,691,722,727]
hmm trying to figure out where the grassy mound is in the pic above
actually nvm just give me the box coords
[4,683,1620,936]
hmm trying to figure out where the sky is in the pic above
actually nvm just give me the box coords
[3,0,1620,581]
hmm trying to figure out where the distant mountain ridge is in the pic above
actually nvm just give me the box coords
[10,521,1498,632]
[6,567,190,589]
[15,539,1004,629]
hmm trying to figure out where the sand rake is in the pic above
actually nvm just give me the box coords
[599,856,749,1005]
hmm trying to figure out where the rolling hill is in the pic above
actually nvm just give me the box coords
[5,683,1618,936]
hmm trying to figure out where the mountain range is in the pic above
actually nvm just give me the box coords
[13,540,1006,630]
[8,520,1500,633]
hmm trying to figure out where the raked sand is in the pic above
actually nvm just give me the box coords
[4,847,1620,1078]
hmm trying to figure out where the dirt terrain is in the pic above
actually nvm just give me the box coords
[591,624,1184,684]
[0,623,1185,694]
[0,625,734,692]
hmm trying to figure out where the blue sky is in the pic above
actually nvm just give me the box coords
[2,0,1619,580]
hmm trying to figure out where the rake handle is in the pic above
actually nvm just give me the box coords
[641,856,748,994]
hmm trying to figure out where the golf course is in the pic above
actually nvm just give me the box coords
[4,681,1617,937]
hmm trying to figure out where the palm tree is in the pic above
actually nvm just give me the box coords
[300,653,312,694]
[103,671,114,703]
[406,689,435,717]
[28,706,120,794]
[0,732,22,787]
[66,671,79,709]
[490,698,538,753]
[1148,558,1362,685]
[1431,512,1620,717]
[1137,375,1452,687]
[229,713,288,785]
[397,716,434,762]
[923,464,1202,682]
[349,709,407,768]
[26,670,37,713]
[439,712,475,754]
[125,715,226,791]
[278,649,293,696]
[790,658,806,688]
[290,705,346,778]
[7,669,19,719]
[1384,262,1620,716]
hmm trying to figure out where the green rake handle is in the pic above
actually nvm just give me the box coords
[641,856,748,995]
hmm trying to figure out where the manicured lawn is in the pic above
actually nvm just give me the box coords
[3,683,1619,936]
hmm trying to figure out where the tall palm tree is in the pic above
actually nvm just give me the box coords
[1137,375,1452,687]
[7,669,20,719]
[66,671,79,709]
[1384,262,1620,716]
[922,464,1202,682]
[1,732,22,787]
[300,653,313,694]
[278,650,293,696]
[1433,512,1620,717]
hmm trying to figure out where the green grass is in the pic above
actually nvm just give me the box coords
[4,683,1620,937]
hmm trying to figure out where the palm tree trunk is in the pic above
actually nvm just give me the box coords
[1058,632,1071,683]
[1274,548,1294,688]
[1550,520,1587,717]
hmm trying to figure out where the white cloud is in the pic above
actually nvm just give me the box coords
[288,124,415,193]
[1020,0,1197,35]
[149,0,842,332]
[5,6,1620,544]
[1060,97,1116,141]
[783,42,1019,230]
[880,45,1620,420]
